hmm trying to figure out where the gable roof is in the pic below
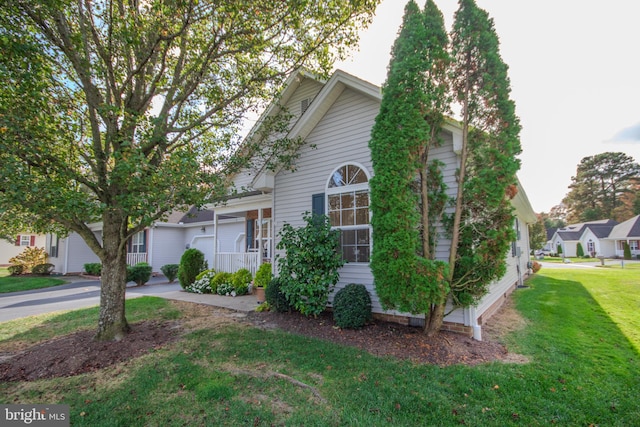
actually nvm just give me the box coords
[555,219,618,241]
[164,206,214,224]
[608,215,640,239]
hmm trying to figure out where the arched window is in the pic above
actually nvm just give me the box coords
[326,163,371,263]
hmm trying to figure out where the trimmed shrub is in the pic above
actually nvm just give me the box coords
[7,264,24,276]
[265,277,292,313]
[623,242,632,260]
[232,268,252,295]
[531,261,542,273]
[32,263,55,275]
[254,263,272,288]
[161,264,179,283]
[178,248,206,289]
[84,263,102,276]
[127,262,152,286]
[211,271,233,294]
[332,283,372,329]
[276,213,344,316]
[9,247,48,273]
[576,242,584,257]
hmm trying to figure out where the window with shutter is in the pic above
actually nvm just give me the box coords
[325,163,371,263]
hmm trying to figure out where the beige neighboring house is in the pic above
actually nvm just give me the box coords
[209,69,537,340]
[0,233,47,266]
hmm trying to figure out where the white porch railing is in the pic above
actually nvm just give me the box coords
[127,252,148,266]
[215,252,260,275]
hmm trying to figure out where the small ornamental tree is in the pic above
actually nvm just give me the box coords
[276,213,344,317]
[8,247,48,274]
[576,242,585,258]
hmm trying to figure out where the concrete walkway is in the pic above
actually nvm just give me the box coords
[0,276,261,323]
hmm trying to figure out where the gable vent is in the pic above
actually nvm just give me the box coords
[301,98,310,113]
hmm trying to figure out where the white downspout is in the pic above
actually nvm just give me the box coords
[148,227,154,270]
[469,306,482,341]
[63,235,70,275]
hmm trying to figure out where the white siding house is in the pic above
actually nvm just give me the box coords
[220,69,537,340]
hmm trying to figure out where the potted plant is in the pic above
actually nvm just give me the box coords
[253,263,272,303]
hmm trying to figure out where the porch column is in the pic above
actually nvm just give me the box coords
[257,208,263,267]
[213,214,218,270]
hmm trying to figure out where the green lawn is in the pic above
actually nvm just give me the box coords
[0,269,66,293]
[1,269,639,426]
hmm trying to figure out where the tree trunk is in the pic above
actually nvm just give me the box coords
[425,302,445,336]
[95,209,130,341]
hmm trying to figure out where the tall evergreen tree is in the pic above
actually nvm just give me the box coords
[444,0,522,324]
[369,0,450,322]
[563,152,640,222]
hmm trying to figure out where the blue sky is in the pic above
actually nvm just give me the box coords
[335,0,640,213]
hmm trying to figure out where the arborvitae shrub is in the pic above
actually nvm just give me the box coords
[623,242,632,260]
[576,242,585,257]
[84,263,102,276]
[332,283,372,329]
[265,277,291,313]
[32,263,55,275]
[161,264,179,283]
[178,248,206,289]
[127,262,152,286]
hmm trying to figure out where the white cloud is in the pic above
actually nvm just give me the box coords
[608,122,640,143]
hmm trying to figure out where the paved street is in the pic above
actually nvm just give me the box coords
[0,276,258,323]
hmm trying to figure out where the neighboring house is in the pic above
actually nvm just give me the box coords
[210,69,537,340]
[47,207,217,274]
[606,214,640,258]
[0,233,47,266]
[550,219,618,257]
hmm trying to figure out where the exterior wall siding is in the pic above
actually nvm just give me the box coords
[0,234,47,265]
[65,232,101,274]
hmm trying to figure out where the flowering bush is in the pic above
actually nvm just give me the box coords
[186,270,216,294]
[216,282,235,296]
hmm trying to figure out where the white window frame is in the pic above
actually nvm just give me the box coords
[20,235,31,246]
[130,231,146,254]
[325,162,371,264]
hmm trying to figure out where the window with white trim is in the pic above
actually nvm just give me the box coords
[129,230,147,254]
[326,164,371,263]
[587,239,595,254]
[20,235,31,246]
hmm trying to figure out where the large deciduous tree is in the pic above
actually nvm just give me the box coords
[563,152,640,223]
[0,0,379,341]
[369,0,450,329]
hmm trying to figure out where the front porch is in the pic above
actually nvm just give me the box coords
[211,194,273,276]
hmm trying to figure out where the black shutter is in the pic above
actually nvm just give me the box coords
[246,219,254,250]
[312,193,325,216]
